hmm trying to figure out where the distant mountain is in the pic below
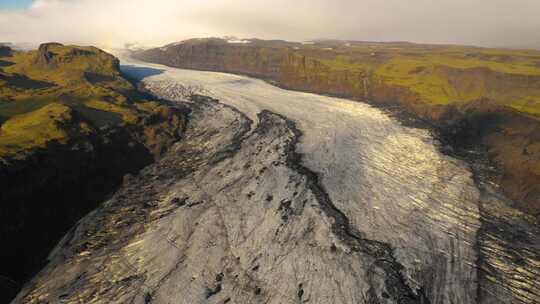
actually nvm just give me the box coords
[135,37,540,217]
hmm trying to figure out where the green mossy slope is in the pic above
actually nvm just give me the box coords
[0,43,182,157]
[0,43,187,303]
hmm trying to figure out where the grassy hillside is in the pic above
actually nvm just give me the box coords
[287,42,540,118]
[135,38,540,216]
[0,43,175,157]
[319,44,540,105]
[136,38,540,119]
[0,43,187,302]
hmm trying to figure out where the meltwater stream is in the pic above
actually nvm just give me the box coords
[121,58,540,304]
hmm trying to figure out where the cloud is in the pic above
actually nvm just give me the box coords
[1,0,539,49]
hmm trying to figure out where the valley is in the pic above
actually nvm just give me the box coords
[11,55,539,303]
[2,0,539,303]
[134,38,540,217]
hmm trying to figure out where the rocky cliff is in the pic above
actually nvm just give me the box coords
[0,45,12,57]
[134,38,540,216]
[0,43,188,302]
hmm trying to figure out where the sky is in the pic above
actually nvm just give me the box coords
[0,0,31,9]
[0,0,539,49]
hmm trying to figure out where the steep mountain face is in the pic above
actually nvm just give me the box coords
[134,38,540,216]
[0,44,187,302]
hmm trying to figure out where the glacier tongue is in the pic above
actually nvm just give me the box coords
[126,60,482,303]
[125,58,539,304]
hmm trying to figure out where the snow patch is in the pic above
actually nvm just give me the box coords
[227,39,251,44]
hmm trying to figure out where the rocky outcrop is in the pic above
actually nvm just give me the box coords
[138,103,188,156]
[438,103,540,215]
[32,42,120,75]
[0,102,188,303]
[134,39,540,217]
[0,45,12,57]
[33,42,64,66]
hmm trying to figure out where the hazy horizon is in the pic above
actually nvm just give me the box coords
[1,0,539,50]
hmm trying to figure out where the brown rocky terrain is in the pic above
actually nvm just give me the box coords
[134,38,540,216]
